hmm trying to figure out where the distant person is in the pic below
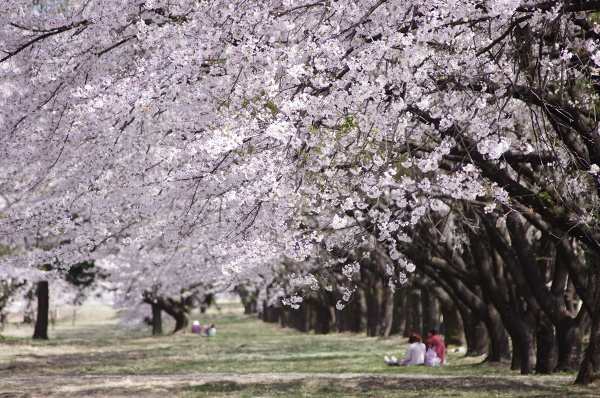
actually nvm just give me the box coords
[206,323,216,336]
[424,327,446,366]
[191,320,202,335]
[384,333,426,366]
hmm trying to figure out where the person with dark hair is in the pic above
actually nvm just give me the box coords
[384,332,426,366]
[206,323,217,336]
[424,327,446,366]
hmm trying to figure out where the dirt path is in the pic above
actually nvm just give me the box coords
[0,372,581,398]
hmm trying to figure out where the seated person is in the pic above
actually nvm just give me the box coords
[384,333,426,366]
[424,327,446,366]
[191,320,202,334]
[206,323,216,336]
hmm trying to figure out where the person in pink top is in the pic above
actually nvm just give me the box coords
[425,327,446,365]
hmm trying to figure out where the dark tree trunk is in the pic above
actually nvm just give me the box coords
[424,266,506,360]
[483,303,511,363]
[334,285,365,333]
[172,307,189,333]
[503,213,586,373]
[432,274,488,355]
[391,290,406,336]
[380,286,394,337]
[553,317,582,372]
[32,281,49,340]
[261,303,281,323]
[364,268,384,337]
[143,293,191,334]
[463,315,489,356]
[438,293,464,347]
[151,303,163,335]
[575,265,600,385]
[421,287,439,337]
[243,298,258,314]
[357,286,368,334]
[407,288,422,337]
[536,317,558,374]
[415,279,464,346]
[575,302,600,384]
[472,232,534,373]
[328,301,337,333]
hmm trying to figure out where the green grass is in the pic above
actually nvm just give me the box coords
[0,302,598,397]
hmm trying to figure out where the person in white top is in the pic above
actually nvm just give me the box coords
[384,333,426,366]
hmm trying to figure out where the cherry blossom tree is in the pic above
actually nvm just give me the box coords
[2,0,600,383]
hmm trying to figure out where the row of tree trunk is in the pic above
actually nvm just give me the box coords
[256,207,598,379]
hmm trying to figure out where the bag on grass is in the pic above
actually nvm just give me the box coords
[424,347,441,367]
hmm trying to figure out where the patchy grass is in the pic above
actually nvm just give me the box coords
[0,303,597,397]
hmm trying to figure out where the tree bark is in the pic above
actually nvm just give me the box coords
[437,291,465,347]
[423,265,507,360]
[471,231,535,373]
[575,255,600,385]
[32,281,49,340]
[421,276,483,354]
[421,287,439,338]
[463,314,489,356]
[151,303,163,335]
[414,278,465,346]
[536,317,558,374]
[391,289,406,336]
[380,285,394,337]
[407,288,422,338]
[143,293,190,334]
[504,213,584,372]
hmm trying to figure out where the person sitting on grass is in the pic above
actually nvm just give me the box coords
[191,320,202,335]
[384,332,426,366]
[424,327,446,366]
[205,323,216,336]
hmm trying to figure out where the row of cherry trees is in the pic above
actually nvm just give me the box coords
[1,0,600,384]
[249,200,593,375]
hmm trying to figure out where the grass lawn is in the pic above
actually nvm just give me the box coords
[0,302,598,397]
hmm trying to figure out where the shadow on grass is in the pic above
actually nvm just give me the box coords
[176,377,597,398]
[186,380,303,393]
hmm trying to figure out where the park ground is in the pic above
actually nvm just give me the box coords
[0,302,598,397]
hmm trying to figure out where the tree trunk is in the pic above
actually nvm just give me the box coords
[552,316,583,372]
[261,303,281,323]
[151,303,163,335]
[407,288,422,337]
[421,287,439,337]
[502,213,586,373]
[423,275,483,354]
[391,290,406,336]
[172,307,189,333]
[536,317,558,374]
[484,305,511,363]
[424,266,505,360]
[32,281,49,340]
[364,269,383,337]
[142,293,191,334]
[575,267,600,385]
[463,314,489,356]
[380,285,394,337]
[438,293,465,347]
[472,232,534,373]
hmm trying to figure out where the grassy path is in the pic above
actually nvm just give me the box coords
[0,303,598,397]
